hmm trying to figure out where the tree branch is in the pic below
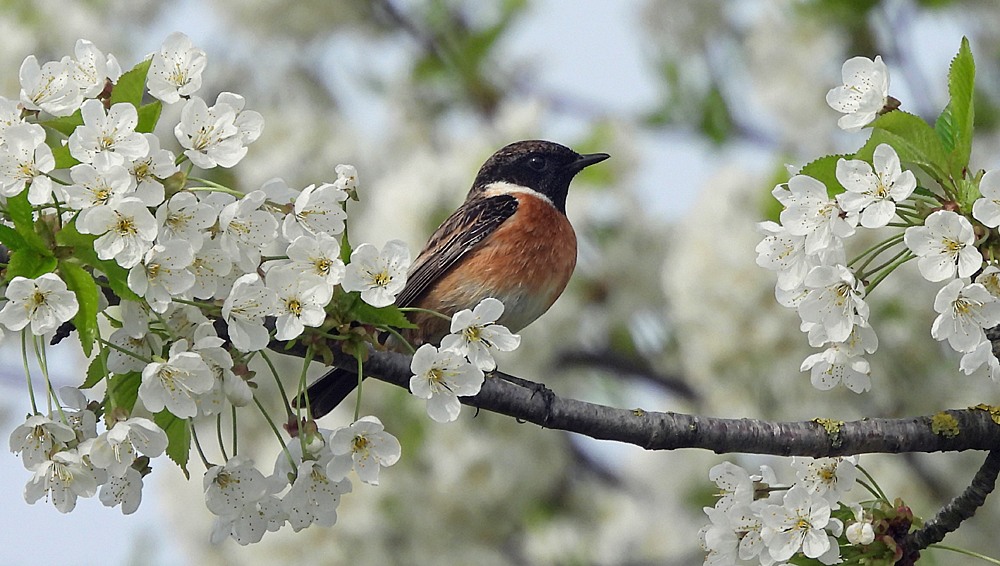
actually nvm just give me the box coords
[345,347,1000,456]
[905,450,1000,550]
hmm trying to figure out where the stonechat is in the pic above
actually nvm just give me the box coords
[304,140,609,417]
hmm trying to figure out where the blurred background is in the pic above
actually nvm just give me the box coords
[2,0,1000,564]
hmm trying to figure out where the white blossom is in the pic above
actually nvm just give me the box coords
[90,417,168,477]
[174,94,259,169]
[0,95,24,143]
[216,92,264,145]
[24,450,99,513]
[326,416,401,485]
[19,56,82,117]
[0,123,55,204]
[127,240,196,313]
[440,297,521,371]
[188,240,233,300]
[155,191,216,251]
[128,133,177,206]
[342,240,411,308]
[973,169,1000,228]
[282,460,352,531]
[106,327,159,373]
[268,233,346,287]
[99,467,143,515]
[266,270,332,341]
[778,175,857,256]
[222,274,276,352]
[826,55,890,132]
[835,143,915,228]
[796,265,868,344]
[9,415,76,470]
[755,221,815,291]
[409,344,484,423]
[146,31,207,104]
[58,386,98,442]
[904,210,982,282]
[801,323,877,393]
[63,154,135,227]
[960,340,1000,382]
[191,322,250,412]
[68,99,148,165]
[931,279,1000,353]
[138,339,214,418]
[0,274,80,336]
[218,190,278,272]
[80,197,158,269]
[707,461,754,511]
[281,182,348,241]
[791,456,859,503]
[761,485,834,561]
[204,456,268,517]
[66,39,119,98]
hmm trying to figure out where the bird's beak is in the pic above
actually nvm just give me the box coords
[569,152,610,172]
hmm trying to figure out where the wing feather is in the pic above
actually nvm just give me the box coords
[395,194,519,307]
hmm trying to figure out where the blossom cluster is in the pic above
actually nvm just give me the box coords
[10,387,165,514]
[758,47,1000,392]
[2,33,521,543]
[700,456,910,566]
[204,416,400,545]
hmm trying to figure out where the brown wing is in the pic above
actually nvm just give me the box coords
[395,194,519,308]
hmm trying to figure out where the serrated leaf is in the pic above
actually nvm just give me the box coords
[347,293,418,329]
[106,371,141,413]
[110,59,152,110]
[40,109,83,137]
[944,37,975,178]
[7,191,51,255]
[6,249,57,281]
[51,144,80,169]
[0,224,28,252]
[934,101,956,153]
[154,411,190,478]
[59,261,99,357]
[55,222,140,301]
[82,350,109,389]
[862,112,949,181]
[798,154,850,196]
[136,101,162,134]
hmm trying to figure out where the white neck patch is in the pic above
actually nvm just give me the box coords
[482,181,555,208]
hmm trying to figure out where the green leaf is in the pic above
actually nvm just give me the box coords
[110,58,152,109]
[861,111,949,181]
[82,350,109,389]
[0,224,28,252]
[40,109,83,137]
[345,293,418,329]
[5,249,57,280]
[154,411,190,479]
[7,191,51,255]
[942,37,975,178]
[59,261,100,357]
[106,371,141,413]
[51,144,80,169]
[55,222,141,301]
[136,100,162,134]
[797,154,851,196]
[934,101,956,153]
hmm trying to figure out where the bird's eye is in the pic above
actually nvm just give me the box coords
[527,155,547,171]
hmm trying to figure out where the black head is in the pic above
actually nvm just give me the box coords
[470,140,609,213]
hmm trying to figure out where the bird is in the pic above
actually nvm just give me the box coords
[302,140,609,418]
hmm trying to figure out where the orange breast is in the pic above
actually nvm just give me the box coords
[406,193,577,344]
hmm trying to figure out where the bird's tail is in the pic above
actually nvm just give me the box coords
[295,367,366,419]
